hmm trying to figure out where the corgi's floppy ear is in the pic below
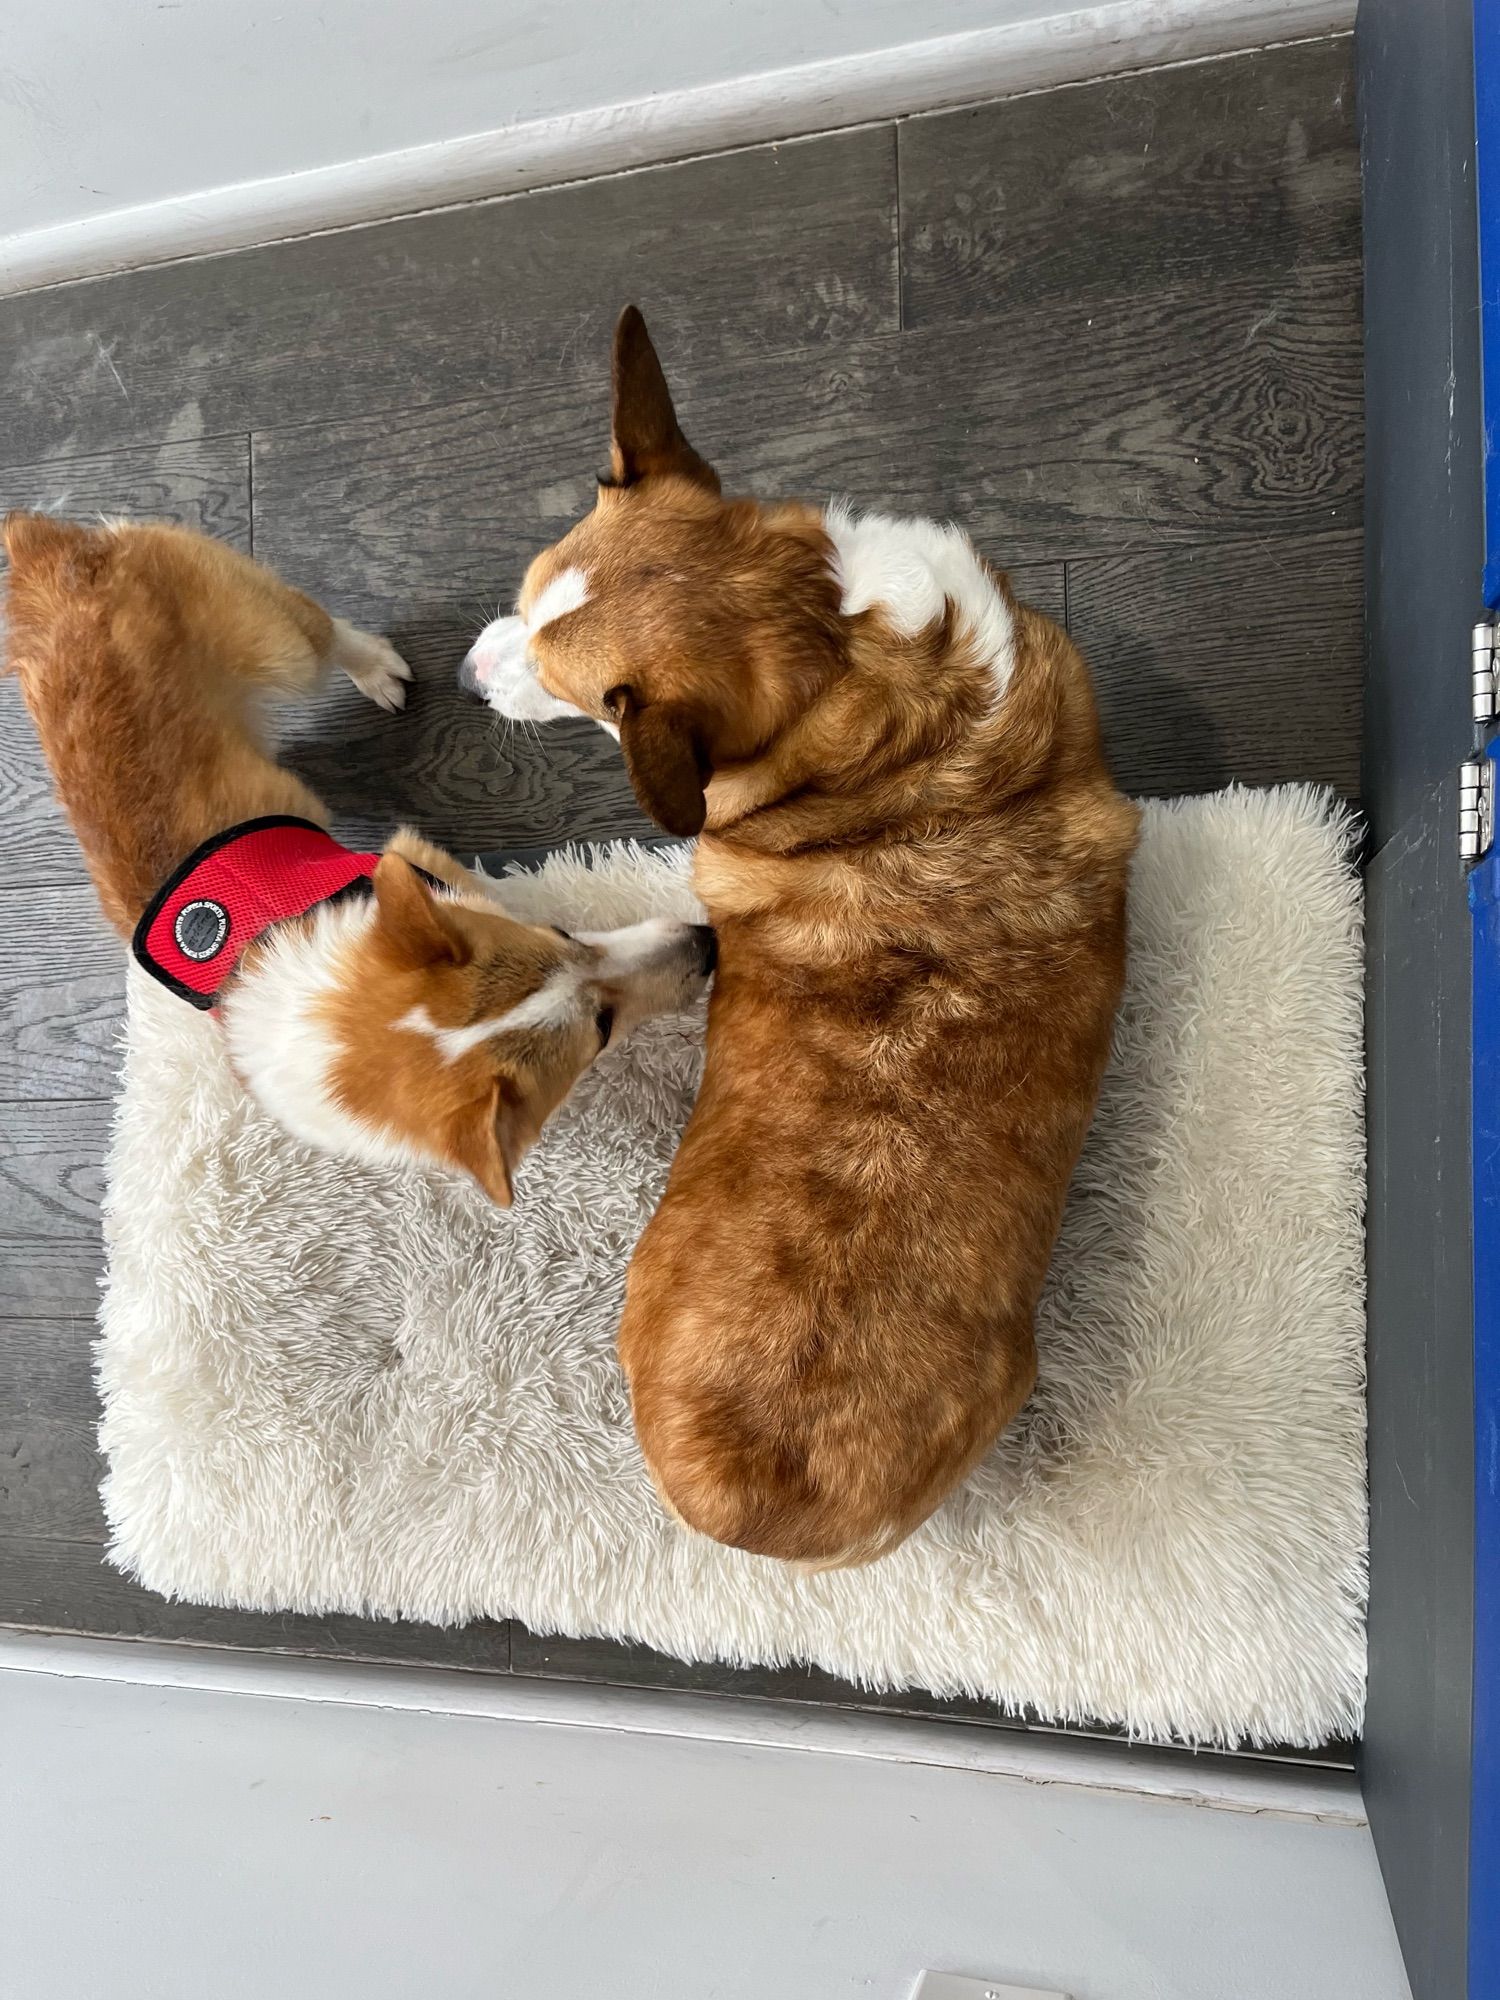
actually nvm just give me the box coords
[453,1076,537,1208]
[609,684,709,837]
[608,306,720,493]
[372,854,469,966]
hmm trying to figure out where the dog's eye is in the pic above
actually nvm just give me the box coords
[595,1005,615,1046]
[551,926,572,940]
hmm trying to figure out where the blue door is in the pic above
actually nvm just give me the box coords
[1471,6,1500,1986]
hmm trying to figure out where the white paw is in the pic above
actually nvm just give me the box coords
[333,619,413,713]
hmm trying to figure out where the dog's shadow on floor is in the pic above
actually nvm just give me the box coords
[1090,643,1234,801]
[274,610,649,856]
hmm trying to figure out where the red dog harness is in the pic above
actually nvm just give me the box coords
[132,817,381,1010]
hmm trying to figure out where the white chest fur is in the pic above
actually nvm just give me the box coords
[219,897,420,1172]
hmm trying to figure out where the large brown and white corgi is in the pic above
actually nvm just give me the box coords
[464,308,1139,1563]
[4,513,714,1206]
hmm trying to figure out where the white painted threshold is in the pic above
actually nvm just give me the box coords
[0,0,1355,297]
[0,1629,1363,1827]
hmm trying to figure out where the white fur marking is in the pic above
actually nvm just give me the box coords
[463,615,581,722]
[822,501,1016,709]
[397,978,579,1060]
[396,1005,502,1063]
[576,917,694,978]
[220,899,428,1173]
[527,565,589,633]
[463,566,594,722]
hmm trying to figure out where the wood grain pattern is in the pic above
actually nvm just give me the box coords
[0,885,123,1103]
[0,435,251,541]
[284,673,659,862]
[0,1318,100,1543]
[1,1104,109,1326]
[899,39,1359,326]
[0,1099,108,1239]
[0,130,897,466]
[3,1238,104,1320]
[755,274,1361,556]
[993,561,1066,625]
[1066,528,1364,797]
[0,1421,103,1544]
[0,1315,95,1411]
[252,264,1361,593]
[0,1532,516,1668]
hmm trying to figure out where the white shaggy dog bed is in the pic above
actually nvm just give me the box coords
[98,785,1366,1747]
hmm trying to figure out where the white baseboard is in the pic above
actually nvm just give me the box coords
[0,1629,1366,1824]
[0,0,1353,300]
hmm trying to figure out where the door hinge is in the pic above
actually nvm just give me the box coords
[1476,619,1499,723]
[1462,756,1494,863]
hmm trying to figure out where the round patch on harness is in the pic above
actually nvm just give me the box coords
[174,898,230,962]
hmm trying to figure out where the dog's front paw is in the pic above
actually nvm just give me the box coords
[332,618,413,713]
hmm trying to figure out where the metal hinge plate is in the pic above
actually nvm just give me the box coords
[1462,756,1495,863]
[1476,620,1498,723]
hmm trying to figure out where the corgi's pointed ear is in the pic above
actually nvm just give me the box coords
[372,854,469,966]
[608,306,720,493]
[609,684,709,837]
[454,1076,537,1208]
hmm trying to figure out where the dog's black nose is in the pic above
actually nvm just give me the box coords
[691,924,718,977]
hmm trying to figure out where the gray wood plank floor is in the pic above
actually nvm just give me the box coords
[0,39,1361,1761]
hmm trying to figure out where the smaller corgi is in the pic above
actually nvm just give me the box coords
[3,514,714,1205]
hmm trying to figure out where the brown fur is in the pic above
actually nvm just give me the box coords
[502,309,1140,1562]
[3,512,704,1205]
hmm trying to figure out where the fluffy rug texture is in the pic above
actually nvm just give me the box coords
[98,785,1366,1746]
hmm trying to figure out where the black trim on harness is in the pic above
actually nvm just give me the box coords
[131,816,355,1011]
[129,818,451,1009]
